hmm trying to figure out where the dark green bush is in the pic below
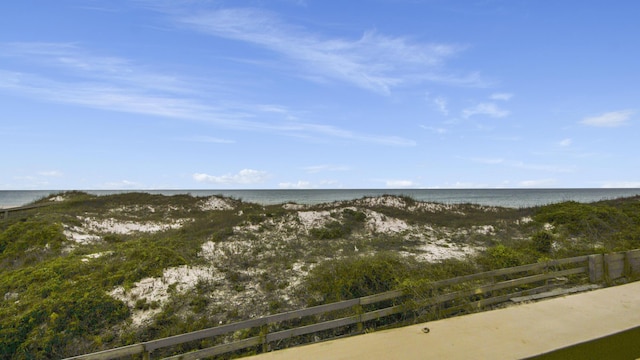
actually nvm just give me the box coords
[532,230,554,254]
[476,244,527,270]
[304,252,410,302]
[0,220,67,267]
[310,221,346,240]
[534,202,631,238]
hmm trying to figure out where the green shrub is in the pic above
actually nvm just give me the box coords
[0,220,67,267]
[304,252,410,302]
[309,209,366,240]
[532,230,554,254]
[477,244,526,270]
[534,202,631,238]
[310,221,346,240]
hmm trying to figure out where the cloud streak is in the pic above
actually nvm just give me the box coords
[303,164,350,173]
[0,42,415,147]
[193,169,269,185]
[175,7,481,93]
[470,157,575,173]
[462,102,510,118]
[581,110,634,127]
[490,93,513,101]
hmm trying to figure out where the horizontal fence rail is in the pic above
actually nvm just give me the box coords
[1,203,51,219]
[65,249,640,360]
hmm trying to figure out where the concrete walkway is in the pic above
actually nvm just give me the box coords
[246,281,640,359]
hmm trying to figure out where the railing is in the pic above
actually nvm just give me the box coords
[65,249,640,360]
[1,203,50,219]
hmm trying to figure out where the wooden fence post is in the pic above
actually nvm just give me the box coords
[626,250,640,277]
[588,254,604,283]
[260,325,269,353]
[354,303,364,333]
[604,253,626,283]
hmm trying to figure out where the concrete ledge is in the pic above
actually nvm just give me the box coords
[247,281,640,360]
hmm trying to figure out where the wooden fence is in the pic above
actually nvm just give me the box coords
[65,249,640,360]
[1,203,50,220]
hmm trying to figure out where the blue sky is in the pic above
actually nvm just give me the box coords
[1,0,639,190]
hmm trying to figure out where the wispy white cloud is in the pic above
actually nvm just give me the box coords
[193,169,269,185]
[470,157,574,173]
[436,181,490,189]
[173,7,482,93]
[420,125,448,134]
[38,170,63,177]
[181,136,235,144]
[581,110,634,127]
[303,164,349,173]
[512,161,574,173]
[471,157,504,165]
[599,181,640,188]
[278,180,313,189]
[518,179,557,187]
[428,95,449,115]
[385,179,416,187]
[278,179,342,189]
[490,93,513,101]
[0,43,415,147]
[462,102,510,118]
[2,42,194,94]
[100,180,143,189]
[558,138,572,147]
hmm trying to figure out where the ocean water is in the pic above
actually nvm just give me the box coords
[1,188,639,209]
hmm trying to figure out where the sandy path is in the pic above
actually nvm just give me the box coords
[246,281,640,359]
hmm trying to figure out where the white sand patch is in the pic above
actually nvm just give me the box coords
[474,225,495,235]
[80,217,188,235]
[413,239,480,262]
[285,261,314,290]
[297,210,333,229]
[283,203,307,210]
[49,195,66,202]
[234,223,261,233]
[199,241,223,260]
[412,202,463,214]
[110,265,224,327]
[518,217,533,224]
[356,196,408,209]
[63,225,101,244]
[81,251,113,262]
[198,196,234,211]
[353,196,463,214]
[365,210,409,234]
[87,251,113,259]
[199,240,256,261]
[109,205,161,214]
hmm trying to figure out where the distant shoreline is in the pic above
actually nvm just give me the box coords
[1,188,639,209]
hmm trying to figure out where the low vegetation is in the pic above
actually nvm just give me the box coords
[1,192,639,359]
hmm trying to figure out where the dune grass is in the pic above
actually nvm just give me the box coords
[1,192,640,358]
